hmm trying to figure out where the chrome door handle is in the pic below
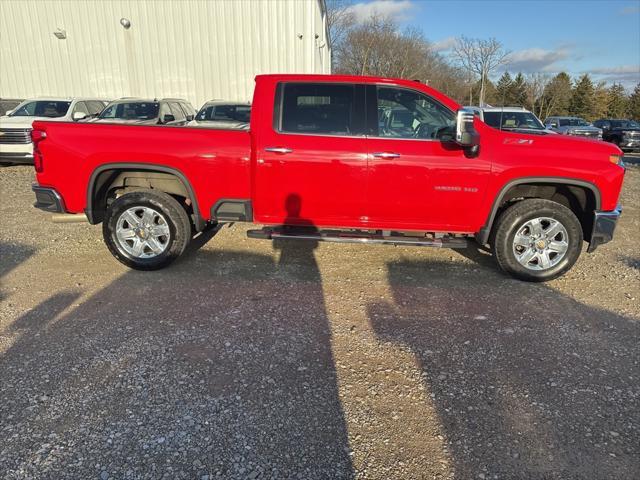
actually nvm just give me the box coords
[372,152,400,159]
[265,147,293,154]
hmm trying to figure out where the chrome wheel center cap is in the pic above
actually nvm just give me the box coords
[135,227,147,239]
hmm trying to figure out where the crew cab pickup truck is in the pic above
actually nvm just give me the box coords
[31,74,625,281]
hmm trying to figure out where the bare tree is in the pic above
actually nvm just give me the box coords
[451,37,510,106]
[525,73,551,118]
[325,0,355,69]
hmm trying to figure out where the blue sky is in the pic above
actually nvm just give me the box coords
[346,0,640,90]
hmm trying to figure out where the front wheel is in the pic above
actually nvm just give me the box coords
[103,189,192,270]
[492,199,583,282]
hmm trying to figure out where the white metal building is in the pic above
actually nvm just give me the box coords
[0,0,331,107]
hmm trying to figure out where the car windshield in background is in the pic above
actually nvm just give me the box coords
[561,118,590,126]
[483,111,545,130]
[197,104,251,122]
[11,101,71,117]
[99,102,160,120]
[612,120,640,129]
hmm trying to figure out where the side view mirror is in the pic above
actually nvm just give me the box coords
[185,114,194,121]
[547,122,558,128]
[72,111,87,121]
[601,124,610,130]
[161,113,175,124]
[455,108,480,150]
[5,109,14,116]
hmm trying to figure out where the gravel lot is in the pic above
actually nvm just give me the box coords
[1,158,639,479]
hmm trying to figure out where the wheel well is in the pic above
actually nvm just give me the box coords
[88,168,198,227]
[489,182,597,242]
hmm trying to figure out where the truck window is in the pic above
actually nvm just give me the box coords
[375,86,455,140]
[280,83,355,135]
[169,102,186,122]
[72,101,89,115]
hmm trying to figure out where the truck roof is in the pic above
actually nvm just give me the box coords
[254,74,460,111]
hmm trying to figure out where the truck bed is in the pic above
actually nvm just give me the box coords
[33,121,252,221]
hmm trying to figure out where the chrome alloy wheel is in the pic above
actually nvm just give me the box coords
[512,217,569,270]
[115,206,171,258]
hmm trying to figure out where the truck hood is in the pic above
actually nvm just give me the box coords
[488,123,622,159]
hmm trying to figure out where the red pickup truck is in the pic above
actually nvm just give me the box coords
[31,74,625,281]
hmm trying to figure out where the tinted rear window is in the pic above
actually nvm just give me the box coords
[197,104,251,122]
[280,83,355,135]
[99,102,160,120]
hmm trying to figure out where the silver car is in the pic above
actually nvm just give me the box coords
[544,116,602,139]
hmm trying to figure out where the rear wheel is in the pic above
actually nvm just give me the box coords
[492,199,583,282]
[103,190,191,270]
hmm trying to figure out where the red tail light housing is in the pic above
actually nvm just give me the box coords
[31,129,47,173]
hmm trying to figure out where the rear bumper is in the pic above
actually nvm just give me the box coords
[0,152,33,164]
[587,205,621,253]
[32,184,66,213]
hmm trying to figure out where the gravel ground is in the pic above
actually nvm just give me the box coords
[1,158,639,479]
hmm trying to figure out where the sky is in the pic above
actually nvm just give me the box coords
[345,0,640,90]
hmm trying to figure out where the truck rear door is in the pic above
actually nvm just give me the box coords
[253,82,368,227]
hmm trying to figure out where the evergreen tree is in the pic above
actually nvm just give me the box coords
[511,73,528,107]
[629,83,640,121]
[593,82,609,121]
[542,72,572,117]
[471,78,497,106]
[569,74,595,119]
[495,72,513,106]
[607,83,628,119]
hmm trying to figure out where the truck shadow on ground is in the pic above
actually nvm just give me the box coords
[0,241,37,302]
[367,258,640,479]
[0,240,353,479]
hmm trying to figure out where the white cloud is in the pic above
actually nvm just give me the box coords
[506,47,570,73]
[619,5,640,15]
[589,65,640,89]
[347,0,415,23]
[431,36,457,52]
[590,65,640,75]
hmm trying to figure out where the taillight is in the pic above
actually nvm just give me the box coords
[31,129,46,173]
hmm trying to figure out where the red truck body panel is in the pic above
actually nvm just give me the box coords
[34,73,625,236]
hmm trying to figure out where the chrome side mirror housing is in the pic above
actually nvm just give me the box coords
[72,111,87,121]
[456,108,480,149]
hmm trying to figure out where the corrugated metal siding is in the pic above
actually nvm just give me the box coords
[0,0,330,107]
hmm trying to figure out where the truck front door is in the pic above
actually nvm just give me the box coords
[253,82,368,228]
[365,85,491,232]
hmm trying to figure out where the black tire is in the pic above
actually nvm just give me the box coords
[103,189,192,270]
[492,199,583,282]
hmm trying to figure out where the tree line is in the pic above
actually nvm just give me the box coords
[327,1,640,121]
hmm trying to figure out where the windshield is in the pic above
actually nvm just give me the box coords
[560,118,590,127]
[99,102,160,120]
[483,111,545,130]
[10,100,71,118]
[611,120,640,129]
[196,104,251,122]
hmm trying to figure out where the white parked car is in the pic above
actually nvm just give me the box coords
[466,106,556,135]
[0,97,108,165]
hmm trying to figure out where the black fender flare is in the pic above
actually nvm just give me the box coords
[476,176,601,244]
[85,163,205,231]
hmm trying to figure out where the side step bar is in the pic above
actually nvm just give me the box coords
[247,227,468,248]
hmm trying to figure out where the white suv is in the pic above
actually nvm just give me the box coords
[466,106,555,135]
[0,97,108,165]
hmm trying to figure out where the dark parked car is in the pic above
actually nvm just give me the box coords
[95,98,196,125]
[593,118,640,151]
